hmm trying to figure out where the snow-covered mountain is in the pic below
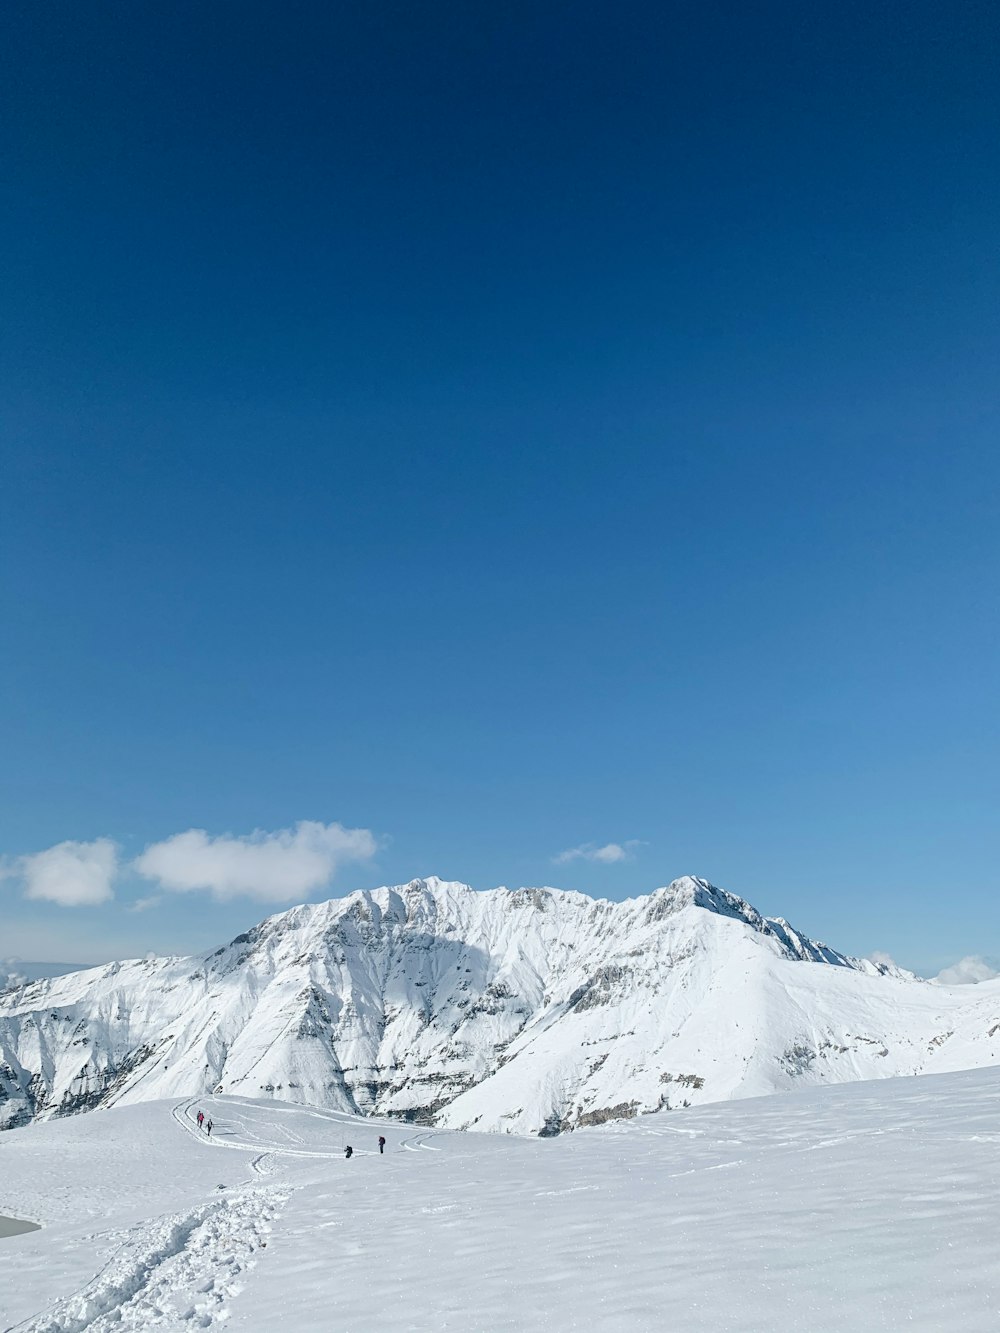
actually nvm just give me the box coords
[2,875,999,1135]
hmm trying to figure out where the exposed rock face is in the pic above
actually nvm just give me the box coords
[2,875,1000,1135]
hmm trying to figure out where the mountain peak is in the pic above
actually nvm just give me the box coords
[654,875,762,918]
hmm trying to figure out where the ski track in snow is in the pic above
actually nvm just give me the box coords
[173,1094,445,1161]
[8,1190,283,1333]
[170,1097,353,1162]
[400,1131,442,1153]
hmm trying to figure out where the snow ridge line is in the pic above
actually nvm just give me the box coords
[6,1188,285,1333]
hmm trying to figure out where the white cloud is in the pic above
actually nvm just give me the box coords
[934,956,1000,986]
[133,820,377,903]
[127,894,163,913]
[18,838,119,907]
[867,950,898,970]
[554,840,644,865]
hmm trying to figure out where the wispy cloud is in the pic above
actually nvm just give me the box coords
[553,839,645,866]
[934,955,1000,985]
[13,838,120,907]
[133,820,377,903]
[127,894,163,913]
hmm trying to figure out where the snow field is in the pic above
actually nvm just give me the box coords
[4,1068,1000,1330]
[0,1101,284,1331]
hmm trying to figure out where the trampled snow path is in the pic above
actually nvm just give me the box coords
[0,1102,292,1333]
[2,1097,424,1332]
[10,1190,282,1333]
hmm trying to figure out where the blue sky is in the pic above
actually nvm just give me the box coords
[1,2,998,975]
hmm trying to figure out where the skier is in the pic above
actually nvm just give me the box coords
[196,1110,204,1128]
[206,1118,213,1136]
[378,1135,386,1155]
[344,1145,353,1159]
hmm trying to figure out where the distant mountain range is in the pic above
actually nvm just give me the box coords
[2,876,999,1134]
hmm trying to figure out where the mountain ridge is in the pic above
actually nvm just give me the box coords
[2,875,997,1134]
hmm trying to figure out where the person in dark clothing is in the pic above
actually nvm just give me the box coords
[378,1136,386,1154]
[206,1119,213,1136]
[344,1145,353,1159]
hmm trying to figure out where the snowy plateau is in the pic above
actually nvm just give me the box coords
[3,875,1000,1138]
[3,1072,1000,1330]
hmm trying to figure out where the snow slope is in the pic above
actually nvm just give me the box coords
[3,1068,1000,1331]
[2,876,999,1135]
